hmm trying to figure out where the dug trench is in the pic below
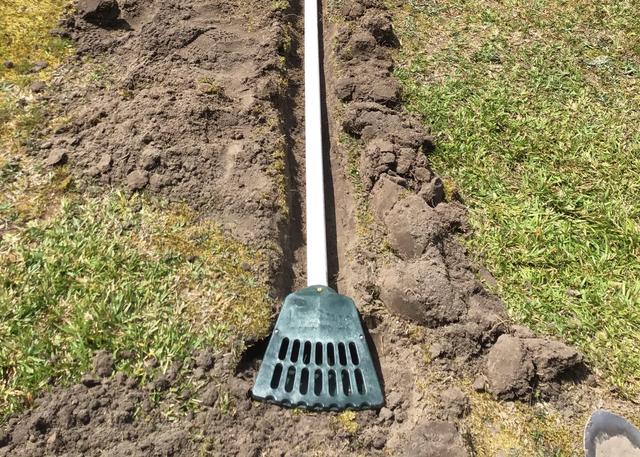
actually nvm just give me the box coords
[0,0,628,455]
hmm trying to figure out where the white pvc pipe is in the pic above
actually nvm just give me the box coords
[304,0,328,287]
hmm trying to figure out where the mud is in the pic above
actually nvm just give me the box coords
[2,0,605,455]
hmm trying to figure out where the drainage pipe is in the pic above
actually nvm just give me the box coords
[304,0,328,287]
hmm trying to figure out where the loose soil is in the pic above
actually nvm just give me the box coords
[2,0,637,455]
[38,0,294,282]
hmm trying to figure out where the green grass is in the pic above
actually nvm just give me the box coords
[0,0,73,86]
[0,0,73,151]
[0,0,276,422]
[0,192,272,418]
[391,0,640,396]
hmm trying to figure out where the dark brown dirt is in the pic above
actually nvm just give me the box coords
[41,0,291,254]
[2,0,603,455]
[0,352,349,457]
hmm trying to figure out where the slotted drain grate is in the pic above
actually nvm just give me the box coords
[251,287,384,410]
[269,339,367,399]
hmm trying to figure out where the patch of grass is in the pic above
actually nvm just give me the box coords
[343,133,376,234]
[0,0,73,88]
[271,0,289,12]
[0,0,73,152]
[0,0,275,424]
[1,166,74,226]
[268,146,289,217]
[0,192,272,418]
[391,0,640,396]
[1,0,73,201]
[464,391,582,456]
[464,389,640,457]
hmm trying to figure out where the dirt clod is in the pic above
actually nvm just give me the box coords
[385,391,404,411]
[80,373,100,387]
[126,170,148,191]
[194,350,215,370]
[472,376,486,392]
[92,351,114,377]
[337,74,401,107]
[370,174,405,220]
[30,80,46,93]
[484,333,585,400]
[141,148,161,171]
[96,153,112,173]
[440,387,469,419]
[384,195,446,259]
[78,0,121,26]
[45,149,67,166]
[193,367,206,380]
[524,337,584,382]
[486,334,535,400]
[348,31,378,57]
[378,407,394,423]
[144,356,159,369]
[419,177,445,206]
[342,1,365,20]
[154,375,172,392]
[378,251,466,327]
[362,12,395,45]
[200,386,218,407]
[30,60,48,72]
[372,433,387,449]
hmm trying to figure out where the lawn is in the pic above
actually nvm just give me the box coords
[0,0,272,419]
[391,0,640,397]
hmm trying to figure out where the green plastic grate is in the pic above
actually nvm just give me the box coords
[251,286,384,410]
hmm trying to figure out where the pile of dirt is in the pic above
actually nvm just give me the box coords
[37,0,291,259]
[329,0,586,402]
[0,348,471,456]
